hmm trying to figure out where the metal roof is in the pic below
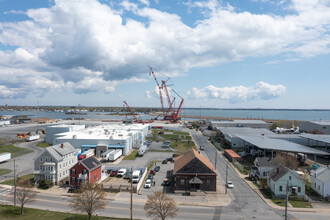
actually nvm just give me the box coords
[299,133,330,144]
[237,135,330,155]
[217,127,274,136]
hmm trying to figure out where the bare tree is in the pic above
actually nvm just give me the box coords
[274,152,299,170]
[16,181,37,215]
[144,190,178,220]
[68,183,106,220]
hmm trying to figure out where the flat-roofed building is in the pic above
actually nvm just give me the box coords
[46,124,86,144]
[53,124,150,155]
[211,120,271,130]
[299,121,330,135]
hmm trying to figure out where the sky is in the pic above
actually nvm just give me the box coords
[0,0,330,109]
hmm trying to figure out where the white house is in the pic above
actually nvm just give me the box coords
[267,164,306,198]
[251,157,275,179]
[33,142,78,184]
[311,167,330,198]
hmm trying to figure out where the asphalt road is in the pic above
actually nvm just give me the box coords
[189,129,289,220]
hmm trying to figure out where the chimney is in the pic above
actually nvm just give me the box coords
[61,143,64,148]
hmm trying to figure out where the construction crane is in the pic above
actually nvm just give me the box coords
[149,66,184,122]
[123,101,153,124]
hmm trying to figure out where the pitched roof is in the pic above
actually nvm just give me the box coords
[268,164,290,182]
[52,142,76,156]
[255,157,275,167]
[80,156,102,171]
[174,149,216,174]
[315,167,330,183]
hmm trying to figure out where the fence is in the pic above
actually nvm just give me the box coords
[103,184,137,193]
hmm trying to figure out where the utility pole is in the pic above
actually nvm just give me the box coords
[13,159,16,206]
[130,167,133,220]
[214,150,217,168]
[285,180,289,220]
[225,161,228,194]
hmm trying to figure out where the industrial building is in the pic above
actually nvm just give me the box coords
[299,121,330,135]
[46,124,86,144]
[51,123,150,155]
[210,119,271,130]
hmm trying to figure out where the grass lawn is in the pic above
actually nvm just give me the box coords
[123,150,138,160]
[150,129,196,153]
[0,169,11,175]
[0,205,130,220]
[271,198,286,207]
[289,200,313,208]
[36,142,49,148]
[1,174,34,186]
[0,144,33,158]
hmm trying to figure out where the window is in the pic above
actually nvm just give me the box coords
[45,157,48,162]
[279,186,283,192]
[94,174,97,180]
[40,165,42,170]
[298,187,301,193]
[180,179,185,185]
[289,176,292,180]
[72,177,75,183]
[318,185,320,190]
[72,169,76,174]
[83,169,87,174]
[50,157,53,162]
[63,171,65,175]
[40,157,43,162]
[60,164,61,169]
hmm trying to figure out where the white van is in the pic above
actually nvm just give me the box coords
[132,170,141,183]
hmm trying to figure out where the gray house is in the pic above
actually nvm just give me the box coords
[33,142,78,184]
[251,157,275,179]
[267,164,305,198]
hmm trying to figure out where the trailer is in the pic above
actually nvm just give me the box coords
[101,149,114,161]
[0,153,11,163]
[79,149,95,160]
[108,149,122,162]
[138,145,147,157]
[26,134,40,142]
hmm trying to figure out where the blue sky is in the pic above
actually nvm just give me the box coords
[0,0,330,109]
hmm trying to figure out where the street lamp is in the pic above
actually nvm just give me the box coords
[225,158,229,194]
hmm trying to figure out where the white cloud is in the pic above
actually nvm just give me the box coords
[138,0,150,7]
[187,81,286,103]
[145,90,152,98]
[0,0,329,99]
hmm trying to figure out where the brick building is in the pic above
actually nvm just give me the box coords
[174,149,217,192]
[69,156,102,186]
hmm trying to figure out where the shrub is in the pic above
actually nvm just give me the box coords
[38,179,53,189]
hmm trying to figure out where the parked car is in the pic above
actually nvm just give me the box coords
[166,148,174,152]
[226,181,234,188]
[162,178,171,186]
[172,153,180,158]
[199,146,205,150]
[117,168,127,177]
[154,166,160,172]
[110,170,118,177]
[147,174,153,180]
[106,169,113,174]
[166,157,174,162]
[124,172,131,179]
[67,186,80,193]
[150,170,156,175]
[144,179,152,188]
[162,160,168,164]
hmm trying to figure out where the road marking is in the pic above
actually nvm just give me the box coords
[3,194,226,217]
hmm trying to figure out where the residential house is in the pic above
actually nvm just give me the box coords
[267,164,305,198]
[311,167,330,198]
[33,142,78,184]
[69,156,102,186]
[174,149,217,192]
[251,157,275,179]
